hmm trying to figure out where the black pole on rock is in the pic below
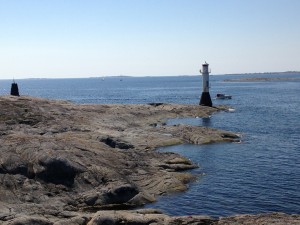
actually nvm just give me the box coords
[10,80,20,96]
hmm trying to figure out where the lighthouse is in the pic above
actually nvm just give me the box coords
[199,62,212,107]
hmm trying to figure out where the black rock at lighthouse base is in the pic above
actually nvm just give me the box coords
[199,92,212,107]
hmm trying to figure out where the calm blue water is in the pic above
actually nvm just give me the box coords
[1,73,299,217]
[0,76,202,104]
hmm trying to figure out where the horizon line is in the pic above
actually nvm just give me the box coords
[0,71,300,80]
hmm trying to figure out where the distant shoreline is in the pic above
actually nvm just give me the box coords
[221,71,300,76]
[1,71,300,80]
[223,77,300,82]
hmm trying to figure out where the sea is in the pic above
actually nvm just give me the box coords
[0,73,299,217]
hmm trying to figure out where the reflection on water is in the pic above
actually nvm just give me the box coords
[201,117,211,126]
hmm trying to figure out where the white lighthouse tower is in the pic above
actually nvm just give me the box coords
[199,62,212,107]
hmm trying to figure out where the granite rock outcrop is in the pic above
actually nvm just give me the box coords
[1,96,295,224]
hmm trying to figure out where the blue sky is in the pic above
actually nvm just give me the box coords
[0,0,299,78]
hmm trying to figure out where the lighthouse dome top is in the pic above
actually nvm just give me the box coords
[202,61,209,66]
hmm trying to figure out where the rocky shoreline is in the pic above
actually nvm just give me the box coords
[0,96,298,224]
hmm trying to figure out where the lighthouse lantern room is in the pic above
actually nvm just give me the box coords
[199,62,212,107]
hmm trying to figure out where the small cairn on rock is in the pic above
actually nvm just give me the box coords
[10,79,20,96]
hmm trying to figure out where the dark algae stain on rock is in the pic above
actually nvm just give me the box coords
[0,96,297,224]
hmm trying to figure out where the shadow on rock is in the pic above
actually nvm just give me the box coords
[36,157,85,187]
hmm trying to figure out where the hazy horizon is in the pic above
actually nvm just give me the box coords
[1,70,300,81]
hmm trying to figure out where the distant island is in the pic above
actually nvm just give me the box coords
[224,77,300,82]
[222,71,300,76]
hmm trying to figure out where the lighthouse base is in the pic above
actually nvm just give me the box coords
[199,92,212,107]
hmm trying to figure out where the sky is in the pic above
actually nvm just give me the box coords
[0,0,300,79]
